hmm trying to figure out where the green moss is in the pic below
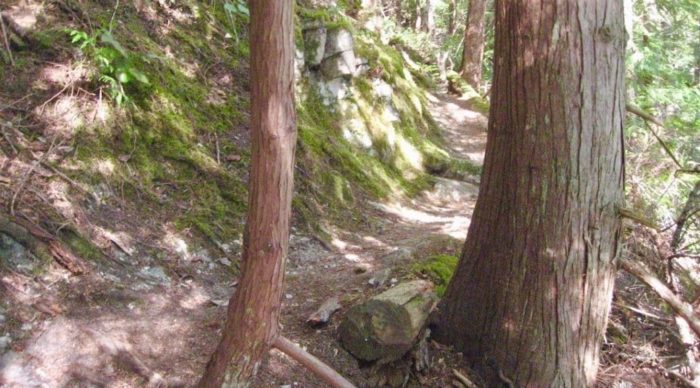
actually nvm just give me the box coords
[60,230,105,263]
[412,254,459,296]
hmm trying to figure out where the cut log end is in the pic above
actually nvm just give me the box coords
[338,280,437,363]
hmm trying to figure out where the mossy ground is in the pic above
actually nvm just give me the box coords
[1,0,468,264]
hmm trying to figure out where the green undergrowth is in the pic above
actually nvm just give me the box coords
[294,21,465,232]
[5,1,467,259]
[56,1,251,247]
[412,254,458,296]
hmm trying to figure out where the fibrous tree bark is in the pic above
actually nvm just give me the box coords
[459,0,486,89]
[433,1,626,386]
[197,0,297,386]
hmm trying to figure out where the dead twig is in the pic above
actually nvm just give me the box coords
[0,13,14,66]
[625,104,683,169]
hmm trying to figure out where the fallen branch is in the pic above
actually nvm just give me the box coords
[619,257,700,338]
[453,369,478,388]
[625,104,683,169]
[618,206,660,230]
[272,336,356,388]
[0,11,13,65]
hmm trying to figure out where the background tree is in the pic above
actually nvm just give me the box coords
[432,0,626,386]
[459,0,486,89]
[198,0,297,385]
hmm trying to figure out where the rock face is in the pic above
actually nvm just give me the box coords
[319,28,357,79]
[303,27,327,67]
[338,280,437,363]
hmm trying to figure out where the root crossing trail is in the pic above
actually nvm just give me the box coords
[0,93,488,387]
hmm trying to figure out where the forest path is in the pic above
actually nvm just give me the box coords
[260,92,489,385]
[0,93,488,387]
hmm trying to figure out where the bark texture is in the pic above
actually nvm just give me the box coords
[460,0,487,89]
[197,1,297,386]
[433,1,626,386]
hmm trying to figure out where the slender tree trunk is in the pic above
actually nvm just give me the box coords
[447,0,457,35]
[459,0,486,89]
[432,1,626,386]
[414,0,422,31]
[198,1,297,386]
[421,0,436,35]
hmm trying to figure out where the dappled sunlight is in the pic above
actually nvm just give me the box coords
[162,228,192,261]
[0,286,216,386]
[34,96,85,137]
[4,2,43,32]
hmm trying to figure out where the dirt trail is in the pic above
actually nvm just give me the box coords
[0,93,488,387]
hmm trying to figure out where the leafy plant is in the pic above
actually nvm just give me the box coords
[68,28,150,105]
[223,0,249,43]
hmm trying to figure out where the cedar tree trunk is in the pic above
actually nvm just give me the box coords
[433,1,626,386]
[198,0,297,386]
[459,0,486,89]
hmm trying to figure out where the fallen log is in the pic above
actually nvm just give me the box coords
[338,280,437,363]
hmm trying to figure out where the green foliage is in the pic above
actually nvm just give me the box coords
[412,254,458,296]
[625,0,700,231]
[222,0,249,43]
[68,28,150,105]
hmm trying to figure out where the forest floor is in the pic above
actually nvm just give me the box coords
[0,91,487,387]
[0,88,690,387]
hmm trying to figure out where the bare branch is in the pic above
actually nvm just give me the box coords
[273,336,356,388]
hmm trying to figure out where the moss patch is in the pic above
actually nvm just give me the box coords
[412,254,458,296]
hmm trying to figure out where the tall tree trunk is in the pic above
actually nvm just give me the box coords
[459,0,486,89]
[421,0,436,35]
[432,1,626,386]
[447,0,457,35]
[414,0,423,31]
[198,0,297,386]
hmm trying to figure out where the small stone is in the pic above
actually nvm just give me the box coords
[218,258,232,266]
[21,323,33,331]
[368,268,391,288]
[285,294,293,300]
